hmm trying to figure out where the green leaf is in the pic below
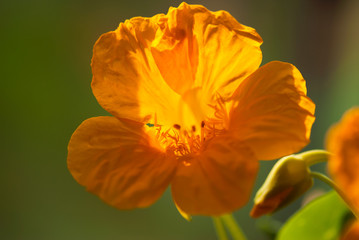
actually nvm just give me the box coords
[277,191,353,240]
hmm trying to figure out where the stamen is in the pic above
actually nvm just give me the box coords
[154,113,158,126]
[152,93,228,157]
[201,121,204,142]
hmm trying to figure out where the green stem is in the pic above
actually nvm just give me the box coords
[298,149,331,166]
[212,217,228,240]
[220,214,247,240]
[310,171,359,219]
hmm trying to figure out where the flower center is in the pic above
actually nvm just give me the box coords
[155,122,203,156]
[147,93,229,157]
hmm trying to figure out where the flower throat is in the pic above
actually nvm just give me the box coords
[147,95,229,157]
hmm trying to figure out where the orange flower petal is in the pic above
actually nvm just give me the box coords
[67,117,177,209]
[152,3,263,99]
[194,7,263,101]
[91,17,181,125]
[91,3,262,127]
[171,135,258,216]
[327,107,359,215]
[150,4,199,96]
[341,220,359,240]
[229,61,315,160]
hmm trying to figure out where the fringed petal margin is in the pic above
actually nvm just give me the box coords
[91,3,263,126]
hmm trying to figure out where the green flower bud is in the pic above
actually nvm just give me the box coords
[250,154,313,218]
[250,150,330,218]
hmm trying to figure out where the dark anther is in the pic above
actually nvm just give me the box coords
[173,124,181,130]
[201,121,205,128]
[192,125,196,132]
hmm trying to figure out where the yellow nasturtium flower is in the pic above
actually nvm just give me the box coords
[327,107,359,239]
[67,2,315,216]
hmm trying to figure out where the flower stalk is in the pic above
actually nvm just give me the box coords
[298,149,331,166]
[221,214,247,240]
[212,214,247,240]
[213,217,228,240]
[310,171,359,219]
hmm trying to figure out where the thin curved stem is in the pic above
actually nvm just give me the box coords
[310,171,359,219]
[212,217,228,240]
[220,214,247,240]
[298,149,331,166]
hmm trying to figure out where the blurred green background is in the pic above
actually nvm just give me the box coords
[1,0,359,239]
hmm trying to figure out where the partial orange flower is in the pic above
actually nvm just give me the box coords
[342,220,359,240]
[327,107,359,216]
[327,107,359,238]
[67,2,315,216]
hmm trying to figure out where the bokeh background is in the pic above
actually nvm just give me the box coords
[1,0,359,239]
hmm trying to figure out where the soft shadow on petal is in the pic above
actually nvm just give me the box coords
[327,107,359,215]
[92,3,262,126]
[229,61,315,160]
[151,4,199,96]
[171,135,258,216]
[91,18,181,125]
[151,3,263,100]
[67,116,177,209]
